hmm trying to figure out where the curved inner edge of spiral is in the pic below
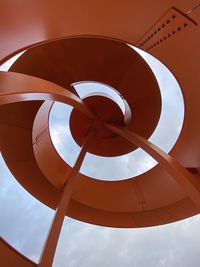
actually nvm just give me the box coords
[49,45,184,181]
[0,45,185,181]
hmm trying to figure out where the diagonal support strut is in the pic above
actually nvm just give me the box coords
[106,123,200,211]
[38,130,95,267]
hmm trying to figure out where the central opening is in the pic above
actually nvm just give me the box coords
[72,81,128,116]
[69,82,132,157]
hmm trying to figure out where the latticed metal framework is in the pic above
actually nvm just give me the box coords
[0,1,200,266]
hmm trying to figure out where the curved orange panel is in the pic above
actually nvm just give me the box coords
[0,237,36,267]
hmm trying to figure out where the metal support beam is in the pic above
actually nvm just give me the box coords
[106,123,200,210]
[38,130,95,267]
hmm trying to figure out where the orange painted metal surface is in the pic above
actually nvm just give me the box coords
[10,37,161,157]
[0,237,36,267]
[0,1,200,266]
[0,71,94,119]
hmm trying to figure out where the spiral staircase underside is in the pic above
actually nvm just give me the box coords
[1,1,200,266]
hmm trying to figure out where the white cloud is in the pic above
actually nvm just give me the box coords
[0,154,53,262]
[53,215,200,267]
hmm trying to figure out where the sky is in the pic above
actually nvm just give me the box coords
[0,46,200,267]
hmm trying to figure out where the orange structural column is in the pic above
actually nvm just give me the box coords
[106,124,200,210]
[38,130,95,267]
